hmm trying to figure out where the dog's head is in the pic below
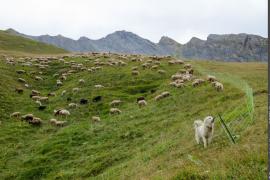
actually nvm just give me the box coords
[204,116,215,130]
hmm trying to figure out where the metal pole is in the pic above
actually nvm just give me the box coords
[218,114,236,144]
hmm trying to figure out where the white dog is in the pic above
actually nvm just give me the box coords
[194,116,215,148]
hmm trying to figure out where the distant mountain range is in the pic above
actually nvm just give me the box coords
[6,28,268,61]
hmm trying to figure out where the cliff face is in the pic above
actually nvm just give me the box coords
[6,28,268,61]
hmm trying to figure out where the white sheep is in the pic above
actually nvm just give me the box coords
[110,100,122,107]
[138,100,147,107]
[207,75,217,82]
[110,108,122,115]
[79,79,85,84]
[132,70,139,76]
[10,112,21,118]
[68,103,78,108]
[92,116,101,122]
[72,87,80,93]
[54,109,70,118]
[94,85,104,88]
[61,90,66,96]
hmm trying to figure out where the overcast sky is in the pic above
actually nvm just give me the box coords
[0,0,267,43]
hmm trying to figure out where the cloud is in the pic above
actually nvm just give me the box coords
[0,0,267,43]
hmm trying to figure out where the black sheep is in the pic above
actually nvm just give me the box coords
[92,96,102,102]
[80,99,88,104]
[137,96,145,102]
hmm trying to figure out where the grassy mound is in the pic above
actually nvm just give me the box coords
[0,54,267,179]
[0,30,67,55]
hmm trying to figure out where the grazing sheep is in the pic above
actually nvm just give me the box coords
[29,117,42,126]
[132,70,139,76]
[72,87,80,93]
[158,70,166,74]
[48,92,56,97]
[10,112,21,118]
[31,90,40,96]
[110,108,121,115]
[171,74,182,81]
[50,119,67,127]
[61,90,66,96]
[110,100,122,107]
[68,103,78,108]
[18,78,26,83]
[186,68,194,74]
[161,91,170,98]
[168,60,175,65]
[175,60,184,64]
[54,109,70,117]
[92,116,101,122]
[192,79,205,87]
[32,95,41,101]
[39,96,49,102]
[94,85,104,88]
[35,76,43,81]
[16,70,26,74]
[21,114,34,121]
[38,105,46,111]
[132,66,138,71]
[151,65,158,70]
[80,99,88,105]
[79,79,85,84]
[194,116,215,148]
[57,80,63,86]
[207,75,217,82]
[184,64,192,69]
[93,96,102,102]
[138,100,147,107]
[15,87,24,94]
[154,94,163,101]
[212,81,224,91]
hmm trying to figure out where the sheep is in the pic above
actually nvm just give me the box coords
[92,116,101,122]
[93,96,102,102]
[54,109,70,117]
[31,90,40,96]
[35,76,43,81]
[38,105,46,111]
[161,91,170,98]
[212,81,224,91]
[94,85,104,88]
[80,99,88,105]
[29,117,42,126]
[79,79,85,84]
[50,119,67,127]
[138,100,147,107]
[15,87,24,94]
[21,114,34,121]
[154,94,163,101]
[110,100,122,107]
[132,66,138,71]
[61,90,66,96]
[186,68,194,74]
[57,80,63,86]
[68,103,78,108]
[18,78,26,83]
[171,74,182,81]
[10,112,21,118]
[151,65,159,70]
[39,96,49,102]
[48,92,56,97]
[132,70,139,76]
[192,79,205,87]
[110,108,122,115]
[175,60,184,64]
[16,70,26,74]
[168,60,175,65]
[72,87,80,93]
[184,64,192,69]
[174,82,185,88]
[207,75,217,82]
[32,95,41,101]
[158,70,166,74]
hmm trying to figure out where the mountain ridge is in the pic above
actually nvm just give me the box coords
[5,28,268,61]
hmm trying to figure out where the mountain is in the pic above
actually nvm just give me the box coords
[0,29,67,54]
[5,28,267,61]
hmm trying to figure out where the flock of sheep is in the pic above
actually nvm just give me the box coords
[4,53,223,131]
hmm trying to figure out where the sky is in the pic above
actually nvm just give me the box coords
[0,0,267,43]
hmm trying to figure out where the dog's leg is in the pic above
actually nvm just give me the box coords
[195,131,200,144]
[202,137,207,148]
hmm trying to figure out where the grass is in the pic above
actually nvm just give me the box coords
[0,54,267,179]
[0,30,68,55]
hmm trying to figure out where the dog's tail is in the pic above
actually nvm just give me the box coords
[194,120,203,128]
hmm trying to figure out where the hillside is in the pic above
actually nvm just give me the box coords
[0,30,68,55]
[0,53,267,179]
[5,28,268,61]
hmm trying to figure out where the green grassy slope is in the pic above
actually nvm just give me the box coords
[0,30,67,55]
[0,55,267,179]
